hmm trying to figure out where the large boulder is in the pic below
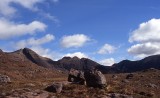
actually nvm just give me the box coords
[0,74,11,83]
[68,68,85,85]
[84,69,106,88]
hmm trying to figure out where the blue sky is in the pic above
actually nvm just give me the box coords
[0,0,160,66]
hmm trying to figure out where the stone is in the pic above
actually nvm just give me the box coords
[25,83,36,87]
[68,68,85,85]
[45,83,63,93]
[112,75,118,79]
[0,74,11,83]
[126,73,133,79]
[122,79,129,83]
[148,83,158,88]
[84,69,106,88]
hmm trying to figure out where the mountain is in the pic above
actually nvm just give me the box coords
[22,48,54,68]
[56,56,100,70]
[15,48,100,71]
[0,48,160,74]
[0,48,66,80]
[0,48,101,71]
[110,55,160,73]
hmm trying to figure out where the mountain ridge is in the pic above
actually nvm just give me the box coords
[0,48,160,74]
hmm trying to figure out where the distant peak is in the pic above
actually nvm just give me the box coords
[62,56,72,60]
[0,49,3,53]
[72,56,80,59]
[23,48,32,51]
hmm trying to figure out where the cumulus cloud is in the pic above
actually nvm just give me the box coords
[0,18,46,39]
[64,52,88,59]
[30,46,62,60]
[128,42,160,59]
[13,34,59,60]
[129,18,160,43]
[98,44,116,54]
[15,34,55,49]
[99,58,115,66]
[60,34,90,48]
[128,18,160,59]
[0,0,43,16]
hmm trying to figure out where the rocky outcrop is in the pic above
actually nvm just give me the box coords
[84,69,106,88]
[68,68,85,85]
[68,68,106,88]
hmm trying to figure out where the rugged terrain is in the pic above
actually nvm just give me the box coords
[0,48,160,98]
[0,68,160,98]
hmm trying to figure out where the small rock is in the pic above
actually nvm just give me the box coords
[112,75,118,79]
[41,83,48,86]
[25,83,35,87]
[0,74,11,83]
[122,79,129,83]
[126,73,133,79]
[45,83,63,93]
[148,83,158,88]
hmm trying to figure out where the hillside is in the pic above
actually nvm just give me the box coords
[110,55,160,73]
[0,48,66,81]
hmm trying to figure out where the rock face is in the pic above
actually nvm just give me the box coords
[22,48,53,68]
[0,74,11,83]
[84,69,106,88]
[68,69,106,88]
[68,69,85,85]
[45,83,63,93]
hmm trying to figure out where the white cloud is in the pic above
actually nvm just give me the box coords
[98,44,116,54]
[129,18,160,43]
[99,58,115,66]
[64,52,88,59]
[128,42,160,59]
[15,34,55,49]
[0,0,43,16]
[128,42,160,55]
[40,12,60,24]
[60,34,90,48]
[13,34,59,60]
[0,18,46,39]
[28,34,55,46]
[128,18,160,59]
[30,46,62,60]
